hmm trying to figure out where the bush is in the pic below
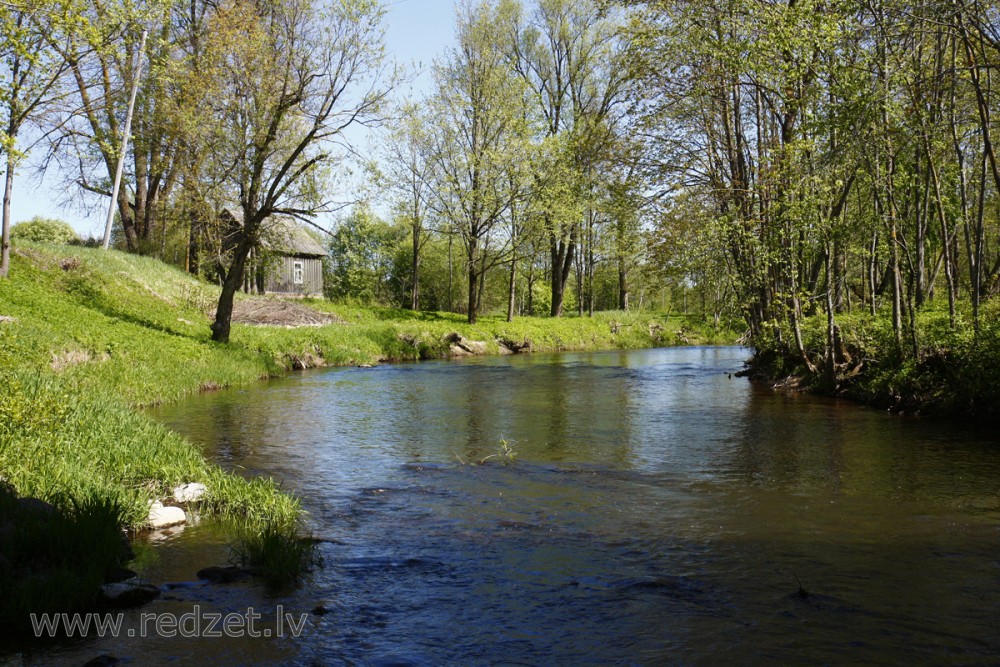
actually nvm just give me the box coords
[11,217,78,245]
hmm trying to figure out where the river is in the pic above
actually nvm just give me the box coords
[32,346,1000,665]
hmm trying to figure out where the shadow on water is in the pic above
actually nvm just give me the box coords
[29,346,1000,665]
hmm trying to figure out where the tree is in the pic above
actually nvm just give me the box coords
[426,0,531,324]
[52,0,175,254]
[505,0,631,316]
[383,102,434,310]
[622,0,1000,378]
[205,0,392,343]
[0,0,77,277]
[326,204,402,303]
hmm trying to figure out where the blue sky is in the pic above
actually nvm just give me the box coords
[10,0,458,237]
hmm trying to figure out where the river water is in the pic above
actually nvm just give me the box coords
[32,346,1000,665]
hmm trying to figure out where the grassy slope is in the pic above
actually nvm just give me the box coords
[0,246,301,528]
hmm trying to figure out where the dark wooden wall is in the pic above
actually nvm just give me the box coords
[265,255,324,296]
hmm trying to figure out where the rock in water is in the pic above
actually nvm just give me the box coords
[103,567,138,584]
[147,501,186,529]
[83,656,120,667]
[100,582,160,607]
[196,566,252,583]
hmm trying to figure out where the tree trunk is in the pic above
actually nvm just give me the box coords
[467,261,478,325]
[549,226,576,317]
[550,259,565,317]
[210,231,253,343]
[587,223,595,317]
[526,258,534,315]
[0,150,14,279]
[447,231,454,313]
[411,223,420,311]
[824,241,837,388]
[925,142,957,326]
[618,256,628,310]
[507,255,516,322]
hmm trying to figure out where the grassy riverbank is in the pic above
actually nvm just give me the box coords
[0,242,731,631]
[745,300,1000,418]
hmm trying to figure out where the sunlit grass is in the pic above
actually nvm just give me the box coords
[229,520,319,588]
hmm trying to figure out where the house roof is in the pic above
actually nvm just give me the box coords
[264,217,328,258]
[222,207,328,257]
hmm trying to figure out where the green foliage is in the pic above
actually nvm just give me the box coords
[10,217,78,244]
[326,205,405,305]
[750,299,1000,417]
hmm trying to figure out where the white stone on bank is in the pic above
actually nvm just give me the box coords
[147,501,186,529]
[172,482,207,503]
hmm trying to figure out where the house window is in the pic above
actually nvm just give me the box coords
[293,261,304,285]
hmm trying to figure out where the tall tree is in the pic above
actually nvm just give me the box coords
[506,0,631,316]
[51,0,176,253]
[206,0,392,342]
[383,102,434,310]
[427,0,531,324]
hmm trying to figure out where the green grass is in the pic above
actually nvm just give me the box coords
[0,481,129,634]
[292,301,733,361]
[229,520,320,589]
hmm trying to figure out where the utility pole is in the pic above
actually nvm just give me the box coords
[102,28,148,250]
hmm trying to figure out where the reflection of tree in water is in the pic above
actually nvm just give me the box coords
[542,355,634,464]
[463,366,487,459]
[723,389,932,496]
[545,362,569,456]
[210,401,251,465]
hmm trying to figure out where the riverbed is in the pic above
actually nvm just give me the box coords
[32,346,1000,665]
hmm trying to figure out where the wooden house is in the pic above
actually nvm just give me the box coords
[260,217,327,297]
[221,208,328,297]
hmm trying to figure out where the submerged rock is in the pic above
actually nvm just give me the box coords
[196,566,252,583]
[100,581,160,607]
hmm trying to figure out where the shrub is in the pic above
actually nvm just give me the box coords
[11,217,78,245]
